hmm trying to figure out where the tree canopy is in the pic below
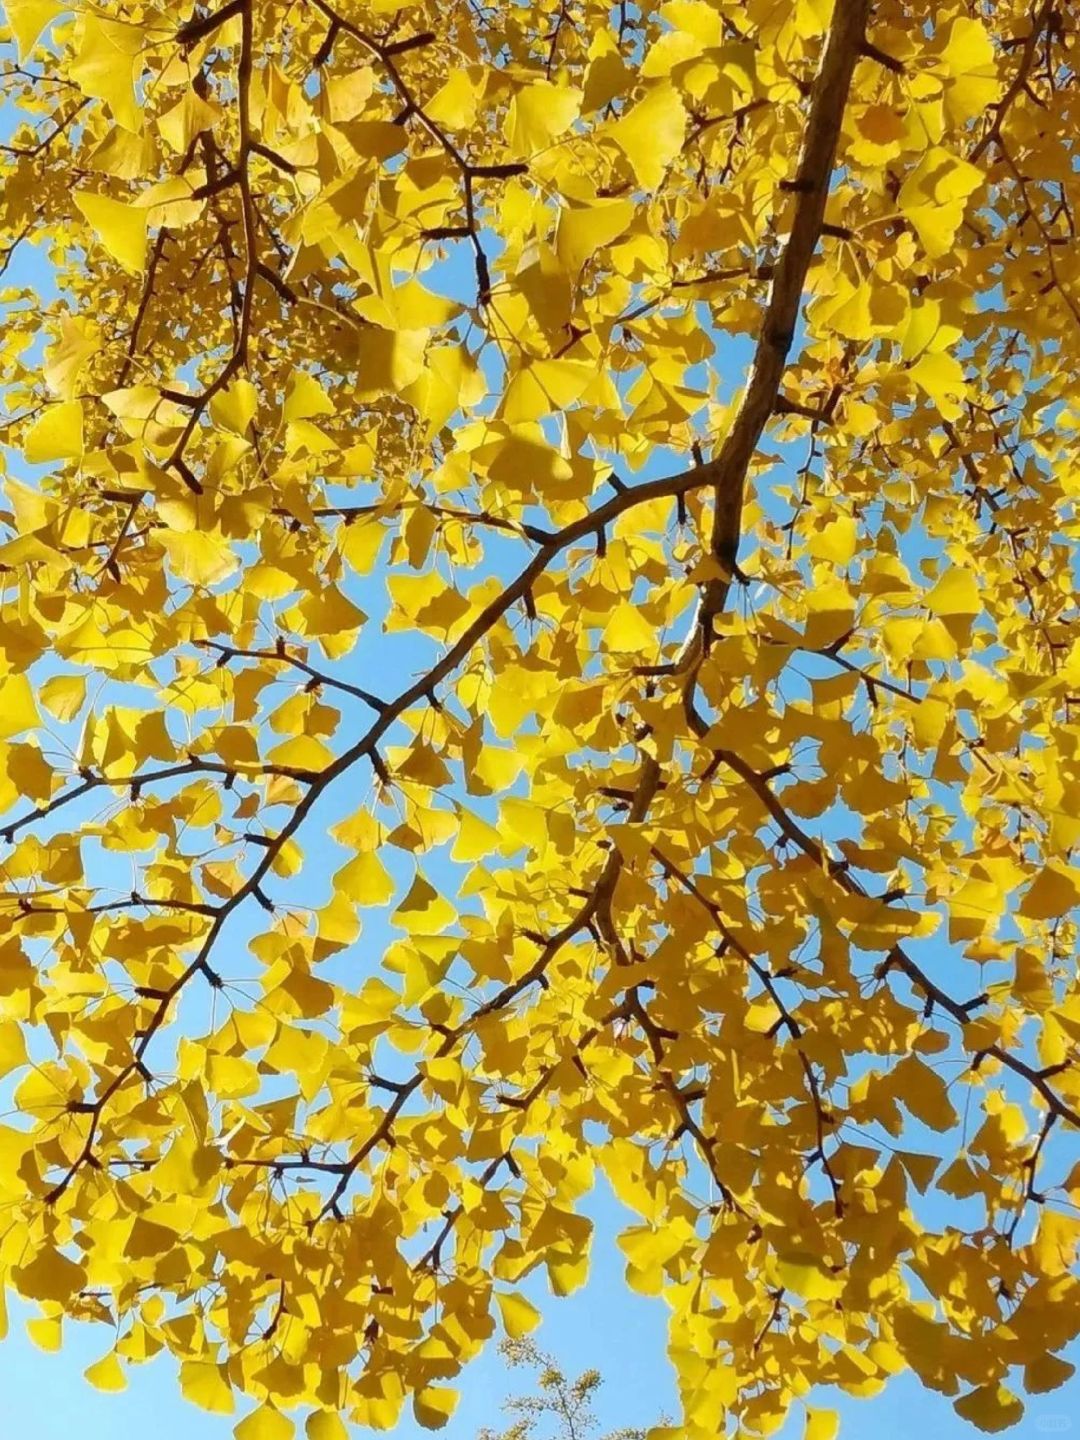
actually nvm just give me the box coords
[1,0,1079,1435]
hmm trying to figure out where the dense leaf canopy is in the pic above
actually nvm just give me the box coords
[1,0,1080,1435]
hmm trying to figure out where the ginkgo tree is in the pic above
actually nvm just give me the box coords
[0,0,1079,1435]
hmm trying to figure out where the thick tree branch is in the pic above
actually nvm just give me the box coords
[695,0,870,638]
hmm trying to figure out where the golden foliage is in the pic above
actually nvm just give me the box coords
[0,0,1079,1434]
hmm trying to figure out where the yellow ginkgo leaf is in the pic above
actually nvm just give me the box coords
[270,837,304,878]
[1023,1353,1075,1395]
[807,514,857,564]
[338,520,385,575]
[609,82,686,189]
[393,875,456,936]
[891,1054,957,1132]
[425,67,481,130]
[940,15,996,77]
[39,673,87,722]
[804,1408,839,1440]
[180,1361,235,1415]
[451,807,502,863]
[157,88,222,153]
[210,379,258,436]
[505,81,582,156]
[495,1291,542,1339]
[73,191,148,274]
[939,17,1001,124]
[206,1053,260,1100]
[0,674,40,739]
[284,371,335,423]
[603,601,657,653]
[13,1248,86,1304]
[85,1351,126,1392]
[0,1021,28,1078]
[412,1387,459,1431]
[26,1315,62,1352]
[773,1250,844,1302]
[159,531,239,587]
[895,1150,940,1194]
[305,1413,348,1440]
[952,1384,1024,1434]
[556,198,635,274]
[898,147,983,258]
[6,0,63,59]
[1019,863,1080,921]
[43,314,100,399]
[354,327,428,400]
[334,849,396,907]
[70,15,141,131]
[924,567,979,617]
[501,358,594,424]
[235,1406,295,1440]
[910,350,968,421]
[23,400,84,463]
